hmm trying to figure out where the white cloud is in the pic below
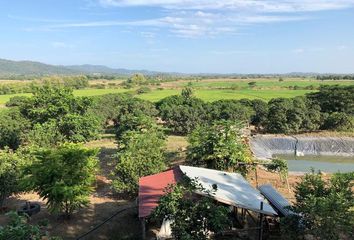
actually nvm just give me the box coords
[26,0,354,38]
[98,0,354,12]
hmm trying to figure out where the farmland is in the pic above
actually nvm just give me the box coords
[0,78,352,105]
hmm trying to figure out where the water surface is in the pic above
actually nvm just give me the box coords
[274,154,354,173]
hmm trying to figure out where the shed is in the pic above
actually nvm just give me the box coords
[180,165,277,216]
[138,167,183,218]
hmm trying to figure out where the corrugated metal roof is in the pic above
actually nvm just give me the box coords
[180,166,277,216]
[138,167,183,218]
[258,184,293,217]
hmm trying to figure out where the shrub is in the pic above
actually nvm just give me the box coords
[322,112,354,131]
[157,90,209,135]
[115,114,159,140]
[5,96,30,108]
[153,179,231,240]
[0,109,30,150]
[23,143,98,217]
[209,99,254,124]
[20,85,101,142]
[135,86,151,94]
[23,121,65,147]
[187,120,252,176]
[0,149,24,207]
[112,130,166,195]
[0,211,61,240]
[282,171,354,239]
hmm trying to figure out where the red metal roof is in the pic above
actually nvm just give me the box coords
[138,167,183,218]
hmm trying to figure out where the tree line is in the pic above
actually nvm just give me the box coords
[316,74,354,80]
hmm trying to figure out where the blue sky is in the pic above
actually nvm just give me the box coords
[1,0,354,73]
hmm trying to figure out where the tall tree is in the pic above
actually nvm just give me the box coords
[23,143,98,217]
[187,120,252,176]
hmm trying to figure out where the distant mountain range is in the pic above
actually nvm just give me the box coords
[0,58,161,76]
[0,58,351,77]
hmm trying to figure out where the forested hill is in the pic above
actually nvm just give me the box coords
[0,58,78,76]
[0,58,160,77]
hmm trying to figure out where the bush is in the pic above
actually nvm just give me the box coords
[0,211,61,240]
[5,96,30,108]
[0,109,30,150]
[251,99,268,128]
[112,130,166,195]
[307,85,354,115]
[283,171,354,239]
[135,86,151,94]
[23,121,65,147]
[115,114,159,140]
[187,120,252,176]
[20,85,101,142]
[265,97,321,134]
[209,99,254,124]
[322,112,354,131]
[157,90,209,135]
[0,149,24,207]
[58,113,101,142]
[153,179,231,240]
[23,143,98,217]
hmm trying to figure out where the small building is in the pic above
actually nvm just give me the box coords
[138,166,279,239]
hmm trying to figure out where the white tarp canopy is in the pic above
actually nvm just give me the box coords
[179,165,277,216]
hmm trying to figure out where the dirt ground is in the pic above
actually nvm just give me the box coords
[0,135,307,240]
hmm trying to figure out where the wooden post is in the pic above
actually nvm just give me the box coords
[255,167,259,187]
[141,218,146,240]
[258,202,264,240]
[286,174,291,193]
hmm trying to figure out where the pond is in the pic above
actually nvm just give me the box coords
[274,154,354,173]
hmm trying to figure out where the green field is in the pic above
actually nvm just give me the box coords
[0,78,352,105]
[176,79,353,89]
[0,88,130,105]
[137,89,314,102]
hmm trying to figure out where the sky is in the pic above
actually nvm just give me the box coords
[1,0,354,73]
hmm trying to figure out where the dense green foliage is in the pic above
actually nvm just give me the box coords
[155,85,353,134]
[316,74,354,80]
[122,73,147,88]
[209,99,254,124]
[0,109,30,149]
[20,85,101,143]
[112,130,166,195]
[91,93,158,126]
[23,143,98,217]
[0,212,60,240]
[153,179,231,240]
[308,85,354,115]
[115,114,159,140]
[187,120,252,175]
[281,171,354,240]
[265,97,321,134]
[0,149,24,207]
[157,91,210,135]
[24,121,65,148]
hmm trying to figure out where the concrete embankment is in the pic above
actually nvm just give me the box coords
[250,135,354,160]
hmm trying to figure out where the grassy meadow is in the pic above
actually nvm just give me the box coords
[0,78,352,105]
